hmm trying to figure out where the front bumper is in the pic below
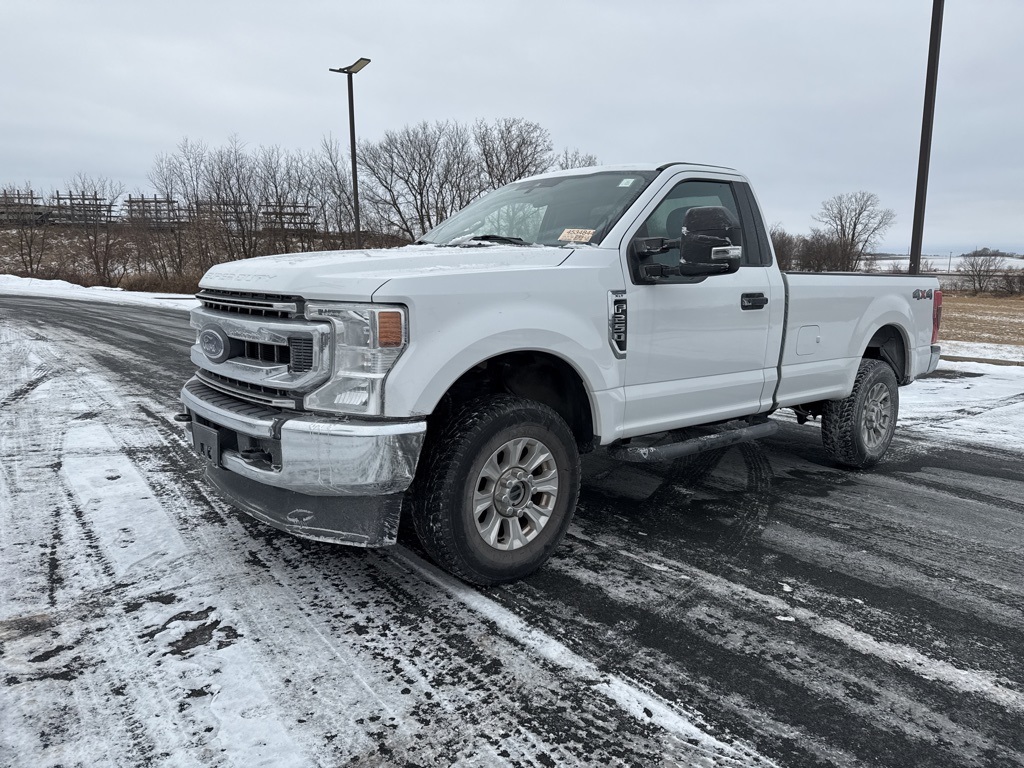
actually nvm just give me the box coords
[180,377,426,546]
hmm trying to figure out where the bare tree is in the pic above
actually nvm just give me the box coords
[359,119,600,241]
[2,118,599,288]
[204,136,263,260]
[150,138,221,273]
[309,136,356,248]
[554,147,599,170]
[256,144,318,254]
[812,191,895,271]
[768,223,800,271]
[473,118,553,189]
[122,191,189,283]
[0,184,53,276]
[958,248,1008,293]
[358,121,484,241]
[60,173,127,285]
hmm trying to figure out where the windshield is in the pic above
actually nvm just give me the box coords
[419,170,658,247]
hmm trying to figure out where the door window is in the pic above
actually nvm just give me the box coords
[629,180,754,283]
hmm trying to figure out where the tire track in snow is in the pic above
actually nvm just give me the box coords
[0,325,307,767]
[540,528,1023,766]
[14,348,696,765]
[0,333,171,766]
[52,325,785,765]
[390,546,779,767]
[525,443,1024,766]
[5,298,1024,766]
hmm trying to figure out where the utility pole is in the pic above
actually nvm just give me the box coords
[909,0,944,275]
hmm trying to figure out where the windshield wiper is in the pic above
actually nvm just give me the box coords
[449,233,531,247]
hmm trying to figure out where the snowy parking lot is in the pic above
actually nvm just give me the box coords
[2,280,1023,767]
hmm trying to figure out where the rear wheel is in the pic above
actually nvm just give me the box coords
[411,395,580,585]
[821,358,899,468]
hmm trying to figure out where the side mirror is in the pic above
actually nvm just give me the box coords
[677,232,741,275]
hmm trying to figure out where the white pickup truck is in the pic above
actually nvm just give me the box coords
[180,162,942,584]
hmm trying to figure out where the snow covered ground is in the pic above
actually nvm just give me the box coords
[0,275,201,312]
[2,274,1023,766]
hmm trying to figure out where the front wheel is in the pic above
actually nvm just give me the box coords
[821,358,899,469]
[411,395,581,585]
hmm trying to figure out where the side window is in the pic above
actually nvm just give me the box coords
[629,180,756,283]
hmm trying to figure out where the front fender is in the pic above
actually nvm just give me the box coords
[387,302,620,419]
[371,253,627,429]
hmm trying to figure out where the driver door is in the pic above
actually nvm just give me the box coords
[621,178,774,437]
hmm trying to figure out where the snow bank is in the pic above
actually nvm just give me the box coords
[0,274,199,312]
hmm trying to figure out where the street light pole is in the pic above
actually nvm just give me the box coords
[909,0,944,275]
[329,57,371,250]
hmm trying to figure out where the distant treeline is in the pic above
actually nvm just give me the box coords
[4,126,1021,296]
[0,118,596,291]
[769,194,1023,294]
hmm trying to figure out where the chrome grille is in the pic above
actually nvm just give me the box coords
[189,298,328,411]
[289,338,314,372]
[197,370,300,409]
[244,340,289,365]
[197,289,303,319]
[233,337,315,373]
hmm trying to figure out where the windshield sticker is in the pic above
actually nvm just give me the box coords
[618,178,636,187]
[558,228,596,242]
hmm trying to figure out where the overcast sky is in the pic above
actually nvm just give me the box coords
[2,0,1021,256]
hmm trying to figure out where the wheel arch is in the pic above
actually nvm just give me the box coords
[862,323,911,385]
[428,350,597,451]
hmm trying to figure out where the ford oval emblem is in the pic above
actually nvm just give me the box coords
[199,325,232,364]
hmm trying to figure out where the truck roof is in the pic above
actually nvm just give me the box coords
[529,161,737,180]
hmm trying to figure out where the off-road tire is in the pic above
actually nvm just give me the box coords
[411,394,580,585]
[822,358,899,469]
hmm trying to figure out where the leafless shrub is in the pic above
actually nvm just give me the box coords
[796,230,846,272]
[996,266,1024,296]
[958,248,1008,293]
[768,223,800,271]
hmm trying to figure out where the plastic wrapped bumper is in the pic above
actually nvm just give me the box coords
[181,377,425,546]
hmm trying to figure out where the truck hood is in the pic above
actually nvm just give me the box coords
[200,244,572,301]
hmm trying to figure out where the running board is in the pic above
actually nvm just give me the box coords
[608,420,778,463]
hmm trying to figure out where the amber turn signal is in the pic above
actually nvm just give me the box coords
[377,311,404,347]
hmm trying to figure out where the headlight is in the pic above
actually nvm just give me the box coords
[303,302,408,415]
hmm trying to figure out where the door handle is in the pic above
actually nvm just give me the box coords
[741,293,769,310]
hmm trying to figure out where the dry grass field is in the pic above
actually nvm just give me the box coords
[939,294,1024,346]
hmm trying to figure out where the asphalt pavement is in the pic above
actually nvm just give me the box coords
[2,294,1022,767]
